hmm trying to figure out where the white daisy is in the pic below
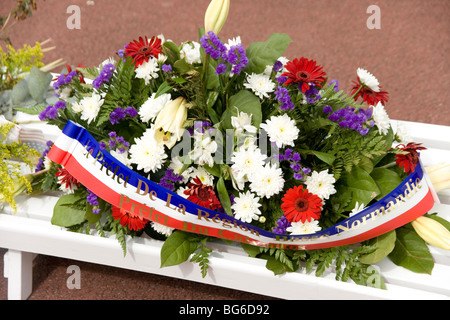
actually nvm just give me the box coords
[395,121,411,143]
[135,58,160,85]
[260,114,299,149]
[139,93,172,123]
[244,73,275,99]
[71,101,83,114]
[151,221,174,237]
[79,93,104,124]
[232,191,262,223]
[287,220,321,235]
[372,102,391,135]
[188,166,214,186]
[231,111,257,135]
[357,68,380,92]
[249,163,285,198]
[225,36,242,50]
[176,186,189,199]
[129,128,167,174]
[169,157,191,182]
[110,150,132,169]
[231,145,267,181]
[350,201,366,217]
[180,41,201,65]
[305,170,337,200]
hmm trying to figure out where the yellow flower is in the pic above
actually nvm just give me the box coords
[204,0,230,35]
[153,97,189,149]
[426,163,450,192]
[411,216,450,251]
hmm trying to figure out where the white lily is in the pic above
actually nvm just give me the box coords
[153,97,189,149]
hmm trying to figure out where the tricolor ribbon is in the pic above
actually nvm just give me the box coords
[47,121,437,250]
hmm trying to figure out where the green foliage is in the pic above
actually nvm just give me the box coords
[160,231,212,278]
[244,33,293,74]
[0,43,45,91]
[241,242,385,288]
[0,122,40,212]
[388,224,434,274]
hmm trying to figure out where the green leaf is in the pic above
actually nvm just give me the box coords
[160,231,198,268]
[221,90,262,130]
[245,33,292,74]
[337,166,380,211]
[51,194,87,227]
[27,67,53,103]
[13,104,46,115]
[359,230,396,264]
[311,151,336,166]
[263,255,293,276]
[11,79,31,105]
[154,81,173,99]
[388,227,434,274]
[241,243,261,258]
[216,177,232,215]
[370,168,403,200]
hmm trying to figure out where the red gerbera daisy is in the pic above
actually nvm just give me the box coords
[351,80,389,106]
[282,57,327,93]
[395,142,427,174]
[281,185,323,223]
[184,177,222,210]
[111,206,148,231]
[125,36,162,68]
[55,167,80,190]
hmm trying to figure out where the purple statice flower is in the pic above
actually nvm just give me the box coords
[39,105,59,121]
[87,190,101,214]
[273,60,284,73]
[330,79,339,92]
[159,168,184,191]
[216,63,227,75]
[304,84,321,104]
[273,215,291,235]
[201,31,227,60]
[275,86,295,111]
[109,108,126,125]
[327,106,373,135]
[222,43,248,75]
[64,71,77,84]
[118,45,128,63]
[323,105,333,115]
[276,76,287,85]
[279,148,310,181]
[35,140,53,172]
[93,63,115,89]
[54,100,66,110]
[162,64,172,72]
[53,74,66,91]
[87,189,99,206]
[125,106,138,117]
[107,131,130,154]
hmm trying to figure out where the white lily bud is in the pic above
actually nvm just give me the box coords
[411,216,450,251]
[426,163,450,192]
[204,0,230,35]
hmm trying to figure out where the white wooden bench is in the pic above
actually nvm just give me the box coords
[1,119,450,300]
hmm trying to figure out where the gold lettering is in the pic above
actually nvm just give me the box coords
[136,179,149,196]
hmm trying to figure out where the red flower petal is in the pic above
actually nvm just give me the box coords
[281,185,323,223]
[282,57,327,93]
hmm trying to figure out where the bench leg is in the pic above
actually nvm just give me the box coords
[4,250,34,300]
